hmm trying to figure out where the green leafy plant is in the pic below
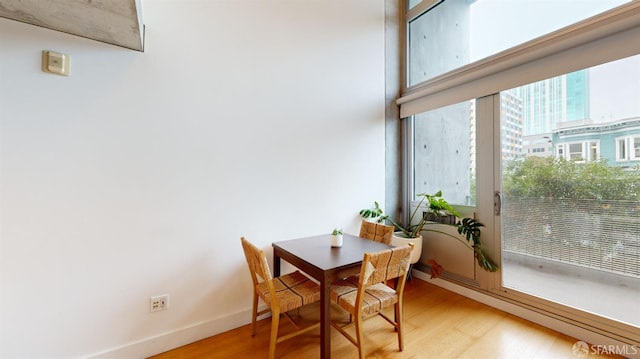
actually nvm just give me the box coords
[503,156,640,200]
[331,228,343,235]
[360,191,498,276]
[358,201,383,220]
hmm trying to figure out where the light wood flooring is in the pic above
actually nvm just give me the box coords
[149,279,623,359]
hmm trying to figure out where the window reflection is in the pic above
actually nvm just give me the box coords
[408,0,629,87]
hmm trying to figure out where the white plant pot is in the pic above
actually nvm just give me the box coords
[391,232,422,264]
[330,234,343,247]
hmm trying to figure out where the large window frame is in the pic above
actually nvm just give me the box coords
[399,0,640,347]
[399,2,640,117]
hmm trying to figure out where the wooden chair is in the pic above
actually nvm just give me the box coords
[359,220,394,245]
[240,237,321,359]
[330,243,414,359]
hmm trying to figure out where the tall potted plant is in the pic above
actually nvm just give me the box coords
[360,191,498,278]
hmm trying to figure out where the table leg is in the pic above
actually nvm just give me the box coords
[274,253,281,277]
[320,277,331,359]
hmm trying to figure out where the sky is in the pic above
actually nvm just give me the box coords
[589,55,640,122]
[469,0,639,123]
[469,0,629,61]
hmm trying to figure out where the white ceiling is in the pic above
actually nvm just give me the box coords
[0,0,144,51]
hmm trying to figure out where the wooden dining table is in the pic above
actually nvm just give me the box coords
[272,233,393,359]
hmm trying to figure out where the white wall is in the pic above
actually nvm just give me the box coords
[0,1,386,357]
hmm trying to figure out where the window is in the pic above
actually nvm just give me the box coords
[617,136,640,160]
[618,138,627,160]
[413,100,476,206]
[406,0,629,88]
[569,143,583,161]
[401,0,640,345]
[589,141,599,161]
[557,141,600,162]
[500,64,639,331]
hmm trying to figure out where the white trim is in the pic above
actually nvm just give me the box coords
[398,2,640,117]
[85,269,638,358]
[617,136,630,161]
[557,140,601,162]
[616,135,640,161]
[85,307,259,359]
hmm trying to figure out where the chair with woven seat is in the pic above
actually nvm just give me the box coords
[330,243,414,359]
[359,220,394,245]
[240,237,321,359]
[347,220,396,284]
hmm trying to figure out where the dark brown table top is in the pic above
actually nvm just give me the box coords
[272,233,392,278]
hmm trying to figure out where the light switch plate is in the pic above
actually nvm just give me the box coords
[42,50,70,76]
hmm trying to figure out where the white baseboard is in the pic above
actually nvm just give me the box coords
[85,309,254,359]
[87,271,637,359]
[411,269,639,359]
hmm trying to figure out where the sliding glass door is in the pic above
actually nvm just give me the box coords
[497,56,640,330]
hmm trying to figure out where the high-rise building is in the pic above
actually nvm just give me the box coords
[516,70,590,136]
[500,92,524,161]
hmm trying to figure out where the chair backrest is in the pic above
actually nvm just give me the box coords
[359,244,413,287]
[359,220,395,245]
[241,237,274,286]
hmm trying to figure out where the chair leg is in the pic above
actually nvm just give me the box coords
[396,302,404,351]
[355,315,365,359]
[251,293,259,336]
[268,311,280,359]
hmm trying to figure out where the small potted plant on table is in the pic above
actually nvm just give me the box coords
[330,228,343,248]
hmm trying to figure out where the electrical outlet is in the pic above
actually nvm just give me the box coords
[150,294,169,313]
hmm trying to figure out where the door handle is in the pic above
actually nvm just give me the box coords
[494,191,502,215]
